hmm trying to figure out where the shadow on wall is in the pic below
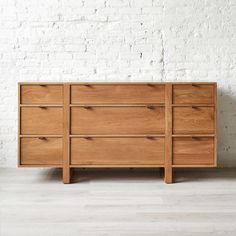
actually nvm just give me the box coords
[218,87,236,167]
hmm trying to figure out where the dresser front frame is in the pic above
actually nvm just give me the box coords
[18,82,217,184]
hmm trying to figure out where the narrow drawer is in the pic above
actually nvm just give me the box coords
[71,137,165,165]
[173,107,215,134]
[20,137,63,165]
[173,137,215,165]
[173,84,215,104]
[21,107,63,135]
[71,106,165,135]
[20,85,63,104]
[71,85,165,104]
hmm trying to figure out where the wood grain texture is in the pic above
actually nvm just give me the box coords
[21,85,63,104]
[18,82,217,184]
[20,138,63,165]
[71,137,165,165]
[164,84,172,184]
[63,84,71,184]
[19,81,217,85]
[71,85,165,104]
[71,106,165,135]
[1,167,236,235]
[21,107,63,135]
[173,137,215,165]
[173,85,215,104]
[173,107,215,134]
[214,84,217,166]
[18,84,21,167]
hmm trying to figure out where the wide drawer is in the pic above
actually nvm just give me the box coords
[20,137,63,165]
[20,85,63,104]
[173,137,215,165]
[21,107,63,135]
[173,85,215,104]
[71,137,165,165]
[71,85,165,104]
[173,107,215,134]
[71,106,165,135]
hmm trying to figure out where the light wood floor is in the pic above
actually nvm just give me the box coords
[0,167,236,236]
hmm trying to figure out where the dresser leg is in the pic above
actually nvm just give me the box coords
[164,167,172,184]
[63,167,71,184]
[159,167,164,177]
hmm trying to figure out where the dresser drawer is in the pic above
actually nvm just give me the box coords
[21,85,63,104]
[21,107,63,135]
[173,85,215,104]
[71,106,165,135]
[71,85,165,104]
[20,137,63,165]
[71,137,164,165]
[173,137,215,165]
[173,107,215,134]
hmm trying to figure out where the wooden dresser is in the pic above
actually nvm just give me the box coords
[18,82,217,183]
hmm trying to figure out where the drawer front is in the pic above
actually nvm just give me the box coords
[20,138,63,165]
[71,85,165,104]
[173,137,215,165]
[173,107,215,134]
[21,85,63,104]
[21,107,63,135]
[71,107,165,135]
[173,85,215,104]
[71,137,164,165]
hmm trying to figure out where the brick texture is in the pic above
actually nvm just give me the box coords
[0,0,235,167]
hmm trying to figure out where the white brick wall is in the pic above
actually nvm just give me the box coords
[0,0,235,167]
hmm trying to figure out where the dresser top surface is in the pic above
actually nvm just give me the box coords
[18,82,217,85]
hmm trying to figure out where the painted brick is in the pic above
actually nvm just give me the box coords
[0,0,235,167]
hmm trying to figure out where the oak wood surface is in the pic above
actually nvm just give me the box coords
[173,107,215,134]
[71,85,165,104]
[214,84,218,166]
[173,137,215,165]
[164,84,172,183]
[19,81,217,85]
[70,134,165,138]
[71,137,165,165]
[18,82,217,183]
[20,107,63,135]
[18,84,21,167]
[70,164,164,167]
[63,84,71,184]
[71,106,165,135]
[173,85,215,104]
[21,85,63,104]
[20,138,63,165]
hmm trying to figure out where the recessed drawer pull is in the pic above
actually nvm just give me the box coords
[21,85,63,104]
[146,105,155,110]
[83,137,92,140]
[191,84,200,87]
[39,106,47,109]
[84,84,92,87]
[191,106,198,109]
[83,106,92,110]
[147,83,155,87]
[146,136,155,140]
[38,137,47,141]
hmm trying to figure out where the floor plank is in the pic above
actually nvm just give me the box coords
[0,168,236,236]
